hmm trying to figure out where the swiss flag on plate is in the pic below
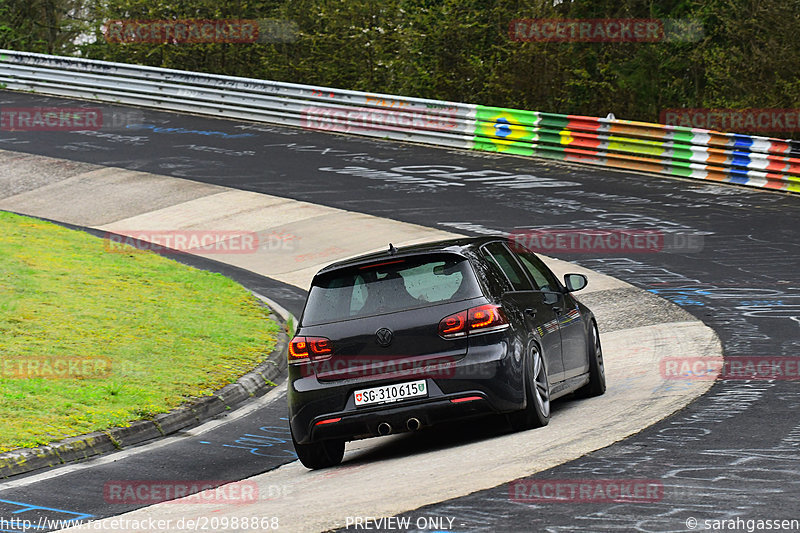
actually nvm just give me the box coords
[355,393,363,402]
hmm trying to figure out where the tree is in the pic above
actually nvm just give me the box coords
[0,0,89,54]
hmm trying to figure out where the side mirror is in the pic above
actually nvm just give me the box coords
[564,273,587,292]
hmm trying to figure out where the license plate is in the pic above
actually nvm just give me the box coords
[354,380,427,407]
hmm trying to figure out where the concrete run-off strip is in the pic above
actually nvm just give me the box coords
[0,149,721,531]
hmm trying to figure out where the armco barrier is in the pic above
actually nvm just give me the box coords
[1,49,798,193]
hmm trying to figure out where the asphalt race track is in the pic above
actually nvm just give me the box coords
[1,91,799,532]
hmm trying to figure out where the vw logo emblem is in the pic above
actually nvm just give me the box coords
[375,328,393,347]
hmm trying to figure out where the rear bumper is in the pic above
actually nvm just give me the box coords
[288,334,525,444]
[300,388,497,443]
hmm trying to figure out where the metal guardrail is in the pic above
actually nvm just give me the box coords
[1,49,798,193]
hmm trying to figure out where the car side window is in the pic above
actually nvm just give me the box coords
[471,256,512,295]
[481,242,533,291]
[515,249,560,292]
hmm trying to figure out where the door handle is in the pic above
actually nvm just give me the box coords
[552,307,563,315]
[524,308,537,318]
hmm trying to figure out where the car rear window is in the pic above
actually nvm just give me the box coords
[302,254,482,325]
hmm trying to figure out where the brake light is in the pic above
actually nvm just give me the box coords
[359,260,405,270]
[439,304,508,339]
[288,336,333,363]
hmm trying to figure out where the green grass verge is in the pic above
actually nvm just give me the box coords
[0,211,279,452]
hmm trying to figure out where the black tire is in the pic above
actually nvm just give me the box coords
[576,320,606,398]
[508,344,551,431]
[292,435,345,469]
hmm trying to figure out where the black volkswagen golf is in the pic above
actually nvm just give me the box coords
[288,237,605,469]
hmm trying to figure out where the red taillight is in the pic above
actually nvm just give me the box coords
[289,338,308,361]
[438,310,468,338]
[308,338,332,359]
[468,304,508,332]
[439,304,508,339]
[289,336,333,363]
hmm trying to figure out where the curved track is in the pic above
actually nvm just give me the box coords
[0,92,798,532]
[0,158,719,531]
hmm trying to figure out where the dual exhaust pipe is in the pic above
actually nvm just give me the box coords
[377,418,421,436]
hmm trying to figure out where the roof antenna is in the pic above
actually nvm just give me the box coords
[388,243,397,255]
